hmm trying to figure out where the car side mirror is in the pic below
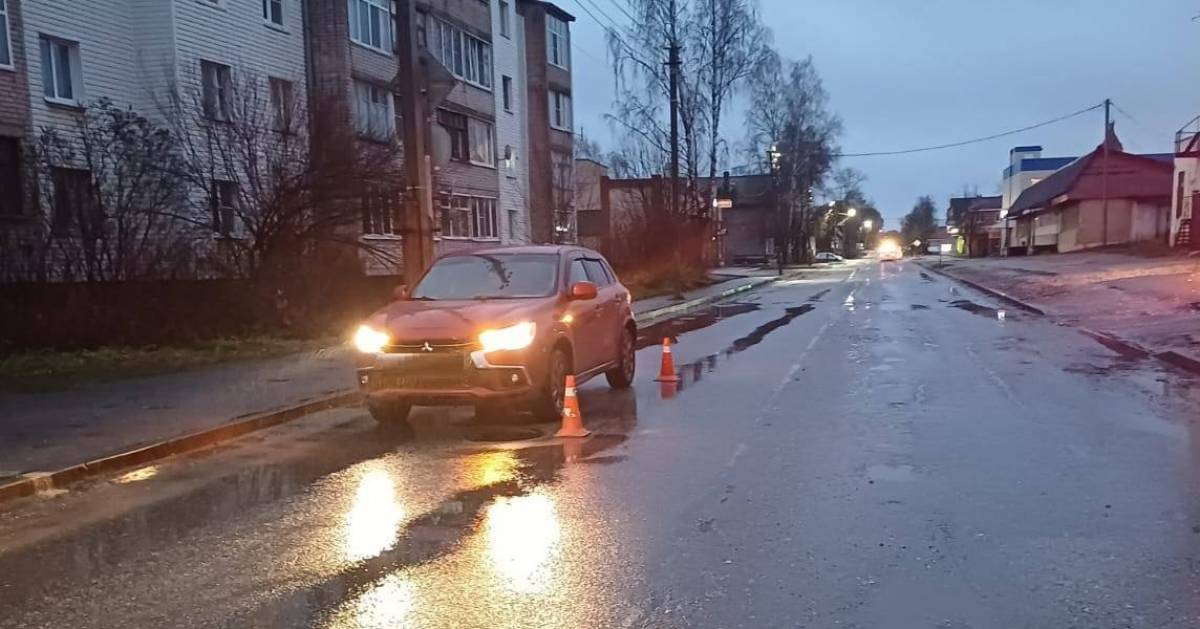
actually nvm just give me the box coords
[392,284,408,300]
[569,281,598,301]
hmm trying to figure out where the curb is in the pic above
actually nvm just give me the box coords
[1154,350,1200,376]
[0,390,359,506]
[915,262,1200,378]
[633,276,780,325]
[1077,328,1152,359]
[915,262,1047,316]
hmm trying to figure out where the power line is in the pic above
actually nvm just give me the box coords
[577,0,625,29]
[570,0,653,68]
[836,102,1105,158]
[597,0,638,23]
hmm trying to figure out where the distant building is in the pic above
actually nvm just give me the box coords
[1006,128,1172,254]
[953,195,1002,257]
[999,146,1076,255]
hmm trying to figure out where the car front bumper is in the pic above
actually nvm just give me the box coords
[358,349,536,405]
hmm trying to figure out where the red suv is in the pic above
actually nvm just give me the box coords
[353,246,637,425]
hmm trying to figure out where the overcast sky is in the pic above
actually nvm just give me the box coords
[565,0,1200,228]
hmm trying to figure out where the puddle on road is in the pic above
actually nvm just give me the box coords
[807,289,831,303]
[919,272,935,282]
[664,305,817,396]
[636,302,761,349]
[910,304,930,310]
[947,299,1012,321]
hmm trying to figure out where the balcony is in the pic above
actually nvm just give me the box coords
[1176,115,1200,156]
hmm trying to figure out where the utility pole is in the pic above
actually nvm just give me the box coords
[666,0,681,218]
[1102,98,1111,247]
[395,0,435,288]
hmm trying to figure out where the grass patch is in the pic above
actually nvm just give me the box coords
[622,262,714,301]
[0,336,339,393]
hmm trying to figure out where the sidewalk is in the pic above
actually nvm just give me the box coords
[0,274,787,478]
[929,250,1200,368]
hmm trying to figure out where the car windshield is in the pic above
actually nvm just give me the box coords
[410,254,558,300]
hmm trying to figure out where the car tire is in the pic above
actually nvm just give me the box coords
[605,327,636,389]
[368,400,412,425]
[532,346,570,422]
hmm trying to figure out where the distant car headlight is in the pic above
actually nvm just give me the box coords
[479,321,536,353]
[353,324,390,353]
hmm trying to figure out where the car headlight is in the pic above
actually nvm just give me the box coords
[353,324,390,353]
[479,321,536,353]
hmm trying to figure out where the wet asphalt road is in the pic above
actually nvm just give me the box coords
[4,259,1200,628]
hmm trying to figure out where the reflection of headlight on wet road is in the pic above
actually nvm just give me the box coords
[353,325,390,354]
[343,466,404,562]
[478,321,536,353]
[324,573,416,629]
[485,492,561,593]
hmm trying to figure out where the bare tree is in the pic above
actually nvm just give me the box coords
[747,53,841,265]
[159,66,406,281]
[16,99,195,282]
[697,0,768,180]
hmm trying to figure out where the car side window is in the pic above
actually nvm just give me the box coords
[568,259,589,285]
[599,259,618,283]
[582,259,612,286]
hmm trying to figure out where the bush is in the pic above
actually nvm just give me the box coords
[620,259,713,301]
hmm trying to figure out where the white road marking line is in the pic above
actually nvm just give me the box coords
[726,443,748,468]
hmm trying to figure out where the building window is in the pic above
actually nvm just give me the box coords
[269,77,294,131]
[40,37,82,104]
[263,0,283,25]
[499,1,510,38]
[0,0,12,68]
[441,196,497,239]
[210,180,239,236]
[438,109,469,161]
[348,0,393,53]
[549,90,571,131]
[353,80,395,141]
[50,167,97,237]
[0,138,22,217]
[472,197,498,239]
[507,209,518,240]
[362,190,399,235]
[547,15,569,69]
[502,75,512,111]
[429,17,492,89]
[443,195,472,238]
[468,118,494,166]
[200,60,233,120]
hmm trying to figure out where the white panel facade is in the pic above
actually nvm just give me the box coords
[492,0,528,244]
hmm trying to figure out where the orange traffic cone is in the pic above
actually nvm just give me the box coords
[555,375,590,438]
[654,337,680,382]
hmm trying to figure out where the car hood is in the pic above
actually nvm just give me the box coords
[368,298,556,341]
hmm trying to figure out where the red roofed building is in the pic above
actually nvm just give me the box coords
[1005,126,1172,254]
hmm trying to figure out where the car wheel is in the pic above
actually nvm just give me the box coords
[532,347,570,422]
[605,327,636,389]
[368,400,412,425]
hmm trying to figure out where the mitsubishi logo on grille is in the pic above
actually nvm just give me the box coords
[421,342,434,353]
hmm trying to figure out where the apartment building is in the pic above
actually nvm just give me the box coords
[517,0,574,244]
[417,0,503,255]
[0,0,30,220]
[2,0,569,281]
